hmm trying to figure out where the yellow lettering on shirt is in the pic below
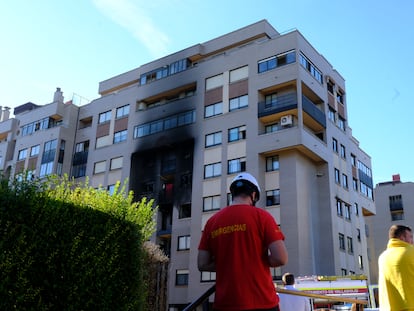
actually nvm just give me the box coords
[211,224,247,238]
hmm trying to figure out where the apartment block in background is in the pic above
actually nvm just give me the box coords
[0,20,376,310]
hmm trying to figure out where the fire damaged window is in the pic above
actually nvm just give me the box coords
[179,203,191,219]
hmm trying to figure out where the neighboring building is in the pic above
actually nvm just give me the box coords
[5,88,80,181]
[0,106,19,178]
[0,20,375,309]
[366,174,414,283]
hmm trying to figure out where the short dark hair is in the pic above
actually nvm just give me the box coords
[389,225,412,239]
[230,180,259,201]
[282,273,295,285]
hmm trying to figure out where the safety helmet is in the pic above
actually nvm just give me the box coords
[230,172,261,202]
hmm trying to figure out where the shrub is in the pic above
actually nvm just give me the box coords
[0,175,157,311]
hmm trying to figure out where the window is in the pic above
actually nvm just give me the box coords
[265,123,281,133]
[230,66,248,82]
[342,174,348,189]
[351,154,356,167]
[266,189,280,206]
[140,66,168,85]
[176,269,189,286]
[337,90,345,105]
[116,105,130,118]
[229,95,248,111]
[180,173,192,187]
[113,130,127,144]
[357,228,361,242]
[352,178,358,191]
[354,203,359,216]
[206,74,223,90]
[179,203,191,219]
[205,131,222,147]
[178,235,191,251]
[338,116,346,131]
[110,156,123,170]
[266,156,279,172]
[203,195,221,212]
[299,53,323,84]
[339,233,345,250]
[204,102,223,118]
[39,162,53,177]
[341,268,347,276]
[227,158,246,175]
[335,168,340,184]
[336,199,343,217]
[142,182,154,194]
[257,50,295,73]
[389,195,404,221]
[98,110,111,124]
[327,81,334,94]
[40,139,57,177]
[94,160,106,174]
[360,181,373,200]
[332,138,338,153]
[30,145,40,157]
[258,56,276,73]
[328,107,336,122]
[204,162,221,178]
[134,110,195,138]
[358,255,364,269]
[107,184,116,195]
[18,148,28,160]
[75,141,89,153]
[201,271,216,282]
[340,144,346,158]
[357,161,372,177]
[345,204,351,220]
[228,126,246,142]
[228,157,246,174]
[347,236,353,254]
[169,58,189,75]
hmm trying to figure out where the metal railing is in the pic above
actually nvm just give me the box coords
[183,285,368,311]
[182,285,215,311]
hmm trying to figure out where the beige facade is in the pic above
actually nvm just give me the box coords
[0,20,376,309]
[367,175,414,284]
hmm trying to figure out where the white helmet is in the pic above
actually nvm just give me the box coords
[230,172,261,202]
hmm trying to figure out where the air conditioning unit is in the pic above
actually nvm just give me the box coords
[280,115,292,126]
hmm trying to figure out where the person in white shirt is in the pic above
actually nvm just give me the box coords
[278,273,311,311]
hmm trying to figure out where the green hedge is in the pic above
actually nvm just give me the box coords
[0,175,156,311]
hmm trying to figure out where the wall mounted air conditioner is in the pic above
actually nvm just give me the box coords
[280,115,292,126]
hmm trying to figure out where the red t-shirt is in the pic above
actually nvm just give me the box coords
[198,204,285,310]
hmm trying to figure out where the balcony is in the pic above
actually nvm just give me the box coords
[258,92,297,118]
[302,95,326,129]
[258,91,326,131]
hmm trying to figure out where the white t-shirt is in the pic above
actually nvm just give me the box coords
[278,285,311,311]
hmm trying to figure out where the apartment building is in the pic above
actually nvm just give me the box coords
[366,174,414,283]
[0,20,375,309]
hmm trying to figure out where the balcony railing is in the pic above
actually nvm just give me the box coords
[302,95,326,128]
[258,92,297,118]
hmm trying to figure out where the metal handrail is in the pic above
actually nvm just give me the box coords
[182,285,216,311]
[183,285,367,311]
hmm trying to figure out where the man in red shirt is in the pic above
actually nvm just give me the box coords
[198,172,288,311]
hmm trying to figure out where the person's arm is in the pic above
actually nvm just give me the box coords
[197,249,216,272]
[268,240,288,267]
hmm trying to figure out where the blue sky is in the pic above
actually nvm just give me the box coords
[1,0,413,185]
